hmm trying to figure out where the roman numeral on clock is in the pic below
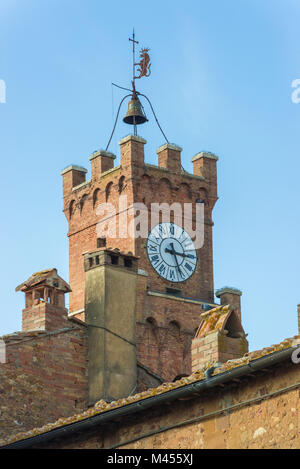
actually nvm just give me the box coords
[147,223,197,283]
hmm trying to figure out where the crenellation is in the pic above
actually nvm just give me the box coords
[61,165,88,197]
[156,143,182,173]
[90,150,116,180]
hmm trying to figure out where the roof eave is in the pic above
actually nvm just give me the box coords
[1,345,297,449]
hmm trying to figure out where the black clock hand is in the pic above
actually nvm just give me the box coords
[165,247,187,258]
[169,243,184,278]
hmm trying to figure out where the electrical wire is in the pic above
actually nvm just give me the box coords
[105,94,131,151]
[138,93,169,144]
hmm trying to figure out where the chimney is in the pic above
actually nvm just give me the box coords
[216,287,242,322]
[16,269,71,332]
[84,248,138,404]
[191,305,248,371]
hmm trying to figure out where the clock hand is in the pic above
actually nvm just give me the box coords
[165,248,187,258]
[168,243,184,279]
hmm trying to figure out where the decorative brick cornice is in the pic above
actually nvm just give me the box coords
[72,180,91,192]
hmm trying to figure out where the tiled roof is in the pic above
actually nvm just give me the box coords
[15,268,71,293]
[196,304,244,337]
[0,323,83,344]
[196,305,231,337]
[1,330,47,342]
[1,334,299,447]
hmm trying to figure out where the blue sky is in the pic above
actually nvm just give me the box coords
[0,0,300,351]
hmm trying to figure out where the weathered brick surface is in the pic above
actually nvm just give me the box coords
[22,303,69,332]
[34,360,300,449]
[0,324,88,439]
[191,331,249,370]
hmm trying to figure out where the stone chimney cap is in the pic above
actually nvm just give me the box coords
[156,143,182,154]
[216,287,242,298]
[89,150,116,161]
[118,135,147,145]
[191,152,219,162]
[61,165,88,176]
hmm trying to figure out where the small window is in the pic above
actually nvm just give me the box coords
[110,254,119,265]
[124,258,133,268]
[97,237,106,248]
[95,256,100,265]
[89,257,93,268]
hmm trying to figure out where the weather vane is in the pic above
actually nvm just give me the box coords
[129,30,151,85]
[105,30,168,150]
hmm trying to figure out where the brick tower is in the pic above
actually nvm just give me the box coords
[61,135,220,382]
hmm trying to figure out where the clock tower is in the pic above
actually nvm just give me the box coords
[61,33,220,383]
[62,135,218,382]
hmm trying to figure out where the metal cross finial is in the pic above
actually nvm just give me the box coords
[129,29,139,89]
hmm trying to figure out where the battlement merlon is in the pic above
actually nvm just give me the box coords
[89,150,116,181]
[156,143,182,173]
[191,152,218,198]
[119,134,146,175]
[61,165,88,197]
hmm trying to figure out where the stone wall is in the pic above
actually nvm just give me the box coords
[33,359,300,449]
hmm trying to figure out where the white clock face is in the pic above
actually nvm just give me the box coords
[146,222,197,283]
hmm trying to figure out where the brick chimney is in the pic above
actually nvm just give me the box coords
[16,269,71,332]
[84,248,138,404]
[191,304,248,371]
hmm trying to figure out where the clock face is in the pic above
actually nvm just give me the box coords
[146,222,197,283]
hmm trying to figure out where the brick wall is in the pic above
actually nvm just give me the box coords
[0,324,88,439]
[191,331,248,370]
[22,303,69,332]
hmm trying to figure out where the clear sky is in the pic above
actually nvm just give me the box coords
[0,0,299,351]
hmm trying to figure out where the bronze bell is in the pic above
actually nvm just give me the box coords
[123,95,148,125]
